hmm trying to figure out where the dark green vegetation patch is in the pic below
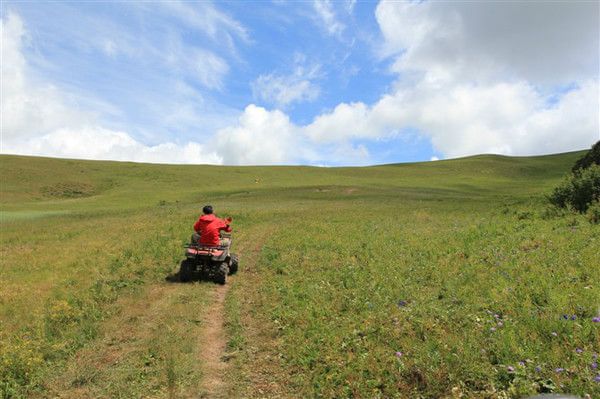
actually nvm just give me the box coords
[41,182,96,198]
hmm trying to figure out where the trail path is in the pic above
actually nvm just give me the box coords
[41,226,271,398]
[199,226,274,398]
[197,282,229,398]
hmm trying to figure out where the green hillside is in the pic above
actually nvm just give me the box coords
[1,151,598,398]
[0,150,582,210]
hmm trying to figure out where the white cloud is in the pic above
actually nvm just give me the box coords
[345,0,357,14]
[5,126,221,164]
[302,0,600,159]
[215,105,303,165]
[1,12,93,142]
[3,2,598,167]
[305,79,599,158]
[252,75,319,108]
[158,0,249,50]
[252,56,321,107]
[187,48,229,90]
[0,12,220,165]
[375,0,599,85]
[313,0,345,37]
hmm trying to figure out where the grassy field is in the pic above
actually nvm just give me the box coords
[1,152,598,398]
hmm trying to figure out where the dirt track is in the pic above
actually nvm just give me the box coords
[198,283,230,398]
[37,226,271,398]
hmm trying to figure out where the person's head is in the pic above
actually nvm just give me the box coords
[202,205,214,215]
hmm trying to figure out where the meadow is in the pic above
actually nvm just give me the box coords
[1,152,598,398]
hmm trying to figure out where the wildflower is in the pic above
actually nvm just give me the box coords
[490,327,496,332]
[551,332,558,337]
[494,314,500,319]
[518,361,525,366]
[591,362,598,370]
[507,366,515,372]
[535,366,542,373]
[397,300,408,308]
[595,374,600,383]
[571,315,577,320]
[562,314,569,320]
[592,317,600,323]
[497,321,503,327]
[576,348,583,354]
[555,368,564,373]
[395,351,403,358]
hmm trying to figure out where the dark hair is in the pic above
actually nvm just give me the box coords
[202,205,213,214]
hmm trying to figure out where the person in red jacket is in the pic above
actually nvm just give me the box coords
[193,205,232,247]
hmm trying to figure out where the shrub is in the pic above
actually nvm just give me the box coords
[587,200,600,224]
[548,164,600,212]
[572,140,600,173]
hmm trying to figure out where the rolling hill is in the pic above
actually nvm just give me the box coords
[1,151,598,398]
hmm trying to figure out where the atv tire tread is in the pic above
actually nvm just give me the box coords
[229,253,239,275]
[214,262,229,285]
[180,259,195,282]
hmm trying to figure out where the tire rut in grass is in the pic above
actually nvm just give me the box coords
[199,225,276,398]
[41,283,209,398]
[198,283,230,398]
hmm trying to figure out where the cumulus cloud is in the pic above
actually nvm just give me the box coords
[2,2,598,166]
[376,0,599,85]
[3,126,222,164]
[215,105,304,165]
[304,0,599,159]
[306,79,599,158]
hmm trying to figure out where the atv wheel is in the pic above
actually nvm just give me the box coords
[180,259,195,282]
[229,253,239,275]
[214,262,229,285]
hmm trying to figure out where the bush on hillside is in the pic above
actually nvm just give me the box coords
[548,164,600,213]
[572,140,600,173]
[587,200,600,224]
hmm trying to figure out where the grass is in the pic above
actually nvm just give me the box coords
[1,152,598,398]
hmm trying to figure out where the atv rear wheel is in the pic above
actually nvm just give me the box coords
[229,253,239,275]
[214,262,229,285]
[179,259,195,282]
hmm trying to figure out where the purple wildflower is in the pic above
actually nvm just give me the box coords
[494,314,500,319]
[591,362,598,370]
[576,348,583,354]
[395,351,403,358]
[595,375,600,383]
[507,366,515,373]
[397,300,408,308]
[562,314,569,320]
[551,332,558,337]
[535,366,542,373]
[518,361,526,366]
[555,368,564,373]
[571,315,577,320]
[592,317,600,323]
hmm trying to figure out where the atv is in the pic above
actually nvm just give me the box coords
[179,233,239,284]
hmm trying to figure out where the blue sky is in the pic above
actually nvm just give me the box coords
[1,1,598,165]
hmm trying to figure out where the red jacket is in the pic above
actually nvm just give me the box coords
[193,214,232,246]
